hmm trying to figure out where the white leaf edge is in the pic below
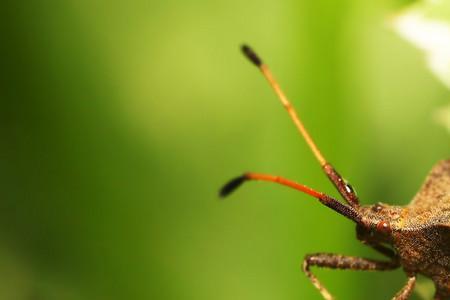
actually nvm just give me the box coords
[392,8,450,133]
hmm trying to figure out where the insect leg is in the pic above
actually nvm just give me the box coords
[302,253,400,300]
[392,276,416,300]
[241,45,359,207]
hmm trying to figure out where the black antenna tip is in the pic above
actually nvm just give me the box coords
[241,44,262,67]
[219,174,247,198]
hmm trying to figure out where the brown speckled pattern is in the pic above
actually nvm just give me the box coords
[404,160,450,230]
[393,160,450,299]
[299,161,450,299]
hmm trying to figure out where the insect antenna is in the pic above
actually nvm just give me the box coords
[220,173,361,222]
[241,44,360,207]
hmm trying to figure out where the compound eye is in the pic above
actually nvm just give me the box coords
[376,221,391,234]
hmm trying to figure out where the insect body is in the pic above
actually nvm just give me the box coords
[220,45,450,300]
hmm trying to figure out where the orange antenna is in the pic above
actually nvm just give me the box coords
[241,45,359,207]
[241,45,326,166]
[219,173,360,222]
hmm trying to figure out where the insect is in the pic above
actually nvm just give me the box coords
[220,45,450,300]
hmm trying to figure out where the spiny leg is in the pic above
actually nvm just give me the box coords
[241,45,359,207]
[302,253,400,300]
[392,276,416,300]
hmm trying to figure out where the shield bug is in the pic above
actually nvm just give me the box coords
[220,45,450,300]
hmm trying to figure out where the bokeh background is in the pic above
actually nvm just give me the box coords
[0,0,448,299]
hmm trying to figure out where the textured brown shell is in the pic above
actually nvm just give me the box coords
[403,159,450,230]
[393,160,450,294]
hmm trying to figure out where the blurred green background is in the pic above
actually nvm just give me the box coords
[0,0,448,299]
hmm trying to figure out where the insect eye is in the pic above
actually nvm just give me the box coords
[376,221,391,234]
